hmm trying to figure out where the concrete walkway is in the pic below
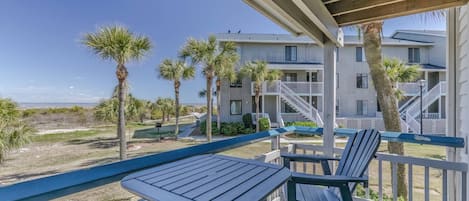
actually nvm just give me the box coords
[177,124,197,138]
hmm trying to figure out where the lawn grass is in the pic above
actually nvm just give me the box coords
[31,129,111,143]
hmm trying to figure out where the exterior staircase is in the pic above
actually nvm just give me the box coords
[400,81,446,133]
[278,82,324,126]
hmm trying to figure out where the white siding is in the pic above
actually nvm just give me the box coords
[448,4,469,201]
[457,5,469,170]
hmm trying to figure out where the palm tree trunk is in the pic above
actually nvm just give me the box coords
[216,78,221,134]
[363,22,407,200]
[116,65,128,160]
[161,111,165,124]
[206,76,213,142]
[174,81,180,137]
[255,85,260,132]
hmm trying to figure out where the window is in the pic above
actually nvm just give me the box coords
[283,73,297,82]
[408,48,420,63]
[230,100,242,115]
[356,73,368,89]
[356,100,368,116]
[285,46,297,61]
[230,79,242,88]
[356,47,365,62]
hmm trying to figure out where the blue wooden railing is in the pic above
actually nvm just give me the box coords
[0,126,464,201]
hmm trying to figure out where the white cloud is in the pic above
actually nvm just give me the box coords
[69,86,75,89]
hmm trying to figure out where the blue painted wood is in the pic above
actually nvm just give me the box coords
[0,125,463,201]
[0,126,295,201]
[286,129,381,201]
[293,126,465,148]
[122,154,291,201]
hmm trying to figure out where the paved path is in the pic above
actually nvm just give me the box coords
[177,124,197,138]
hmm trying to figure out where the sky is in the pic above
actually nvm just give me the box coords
[0,0,446,104]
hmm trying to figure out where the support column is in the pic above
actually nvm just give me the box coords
[438,97,442,119]
[425,71,429,90]
[309,71,312,107]
[262,94,265,114]
[446,7,458,201]
[323,41,337,157]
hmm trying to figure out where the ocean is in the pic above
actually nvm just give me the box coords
[19,102,98,109]
[18,102,205,109]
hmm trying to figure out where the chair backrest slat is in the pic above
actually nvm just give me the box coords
[332,129,381,193]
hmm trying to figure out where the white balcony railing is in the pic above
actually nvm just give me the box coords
[397,81,447,96]
[245,56,321,64]
[251,81,323,95]
[397,82,422,95]
[278,143,468,201]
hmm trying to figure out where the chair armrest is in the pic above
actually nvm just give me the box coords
[281,153,340,163]
[291,172,368,186]
[281,153,340,175]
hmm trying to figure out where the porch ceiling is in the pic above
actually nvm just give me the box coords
[244,0,469,46]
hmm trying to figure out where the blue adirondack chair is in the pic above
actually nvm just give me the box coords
[282,129,381,201]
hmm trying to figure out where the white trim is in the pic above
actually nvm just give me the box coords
[392,30,446,38]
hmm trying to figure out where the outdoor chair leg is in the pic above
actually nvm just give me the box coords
[287,180,296,201]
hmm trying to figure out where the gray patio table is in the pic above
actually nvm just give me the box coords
[121,154,291,201]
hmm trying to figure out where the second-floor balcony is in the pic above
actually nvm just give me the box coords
[245,56,324,70]
[397,81,447,96]
[251,81,323,96]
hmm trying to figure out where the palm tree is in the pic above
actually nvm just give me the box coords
[159,59,195,135]
[240,61,282,132]
[383,58,421,100]
[361,21,408,199]
[155,97,174,124]
[214,52,239,132]
[180,35,238,142]
[0,98,32,162]
[83,25,152,160]
[198,89,216,117]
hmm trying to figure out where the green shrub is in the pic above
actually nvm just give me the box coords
[242,114,253,128]
[285,121,317,128]
[221,123,237,136]
[200,121,219,135]
[258,117,270,131]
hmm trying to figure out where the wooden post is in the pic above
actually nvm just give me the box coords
[323,41,337,157]
[446,7,458,201]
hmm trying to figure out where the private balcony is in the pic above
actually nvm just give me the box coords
[0,126,466,201]
[251,81,324,96]
[245,56,324,70]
